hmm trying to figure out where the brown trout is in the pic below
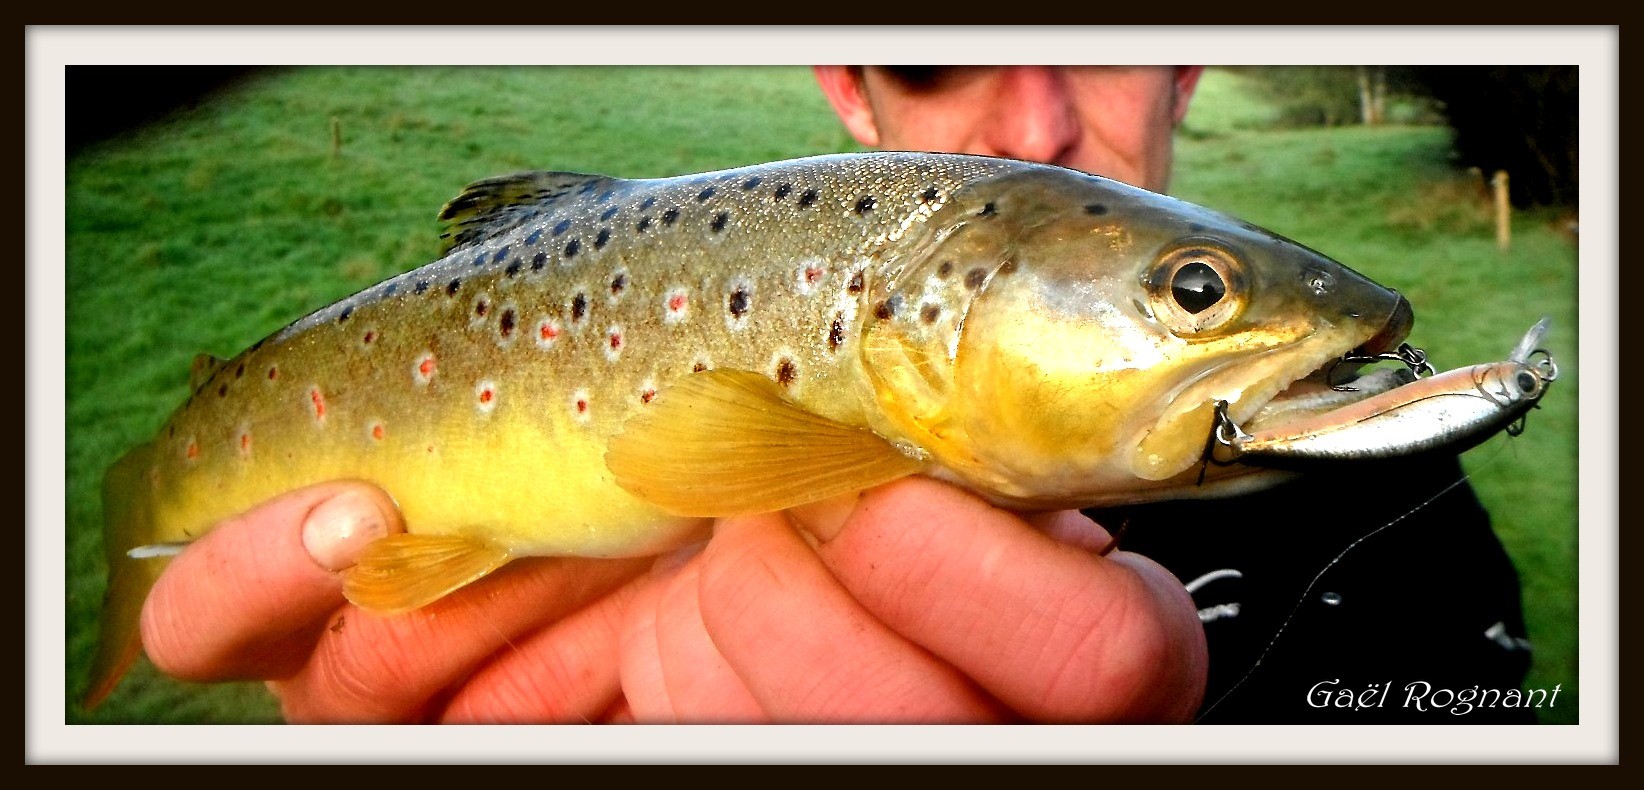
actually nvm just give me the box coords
[86,152,1413,706]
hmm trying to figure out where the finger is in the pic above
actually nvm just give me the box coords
[141,481,399,682]
[650,553,767,723]
[696,511,1005,723]
[436,572,642,724]
[794,477,1207,723]
[273,555,648,723]
[616,562,678,723]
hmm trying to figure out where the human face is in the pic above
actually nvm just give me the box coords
[817,66,1202,193]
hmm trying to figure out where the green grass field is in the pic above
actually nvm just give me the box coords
[64,66,1579,725]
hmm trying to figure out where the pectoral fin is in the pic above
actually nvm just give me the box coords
[606,369,924,517]
[343,534,513,614]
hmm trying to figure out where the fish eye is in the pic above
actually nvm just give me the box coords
[1144,241,1248,338]
[1172,261,1226,314]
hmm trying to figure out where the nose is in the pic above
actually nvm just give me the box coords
[983,67,1081,165]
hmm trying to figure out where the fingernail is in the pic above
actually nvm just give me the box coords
[786,491,861,545]
[302,490,389,572]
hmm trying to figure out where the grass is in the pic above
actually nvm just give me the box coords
[63,66,1579,725]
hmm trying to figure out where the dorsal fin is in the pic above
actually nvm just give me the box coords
[188,353,228,391]
[436,171,625,256]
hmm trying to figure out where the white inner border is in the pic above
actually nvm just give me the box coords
[27,26,1618,763]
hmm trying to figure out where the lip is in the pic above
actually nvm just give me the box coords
[1243,293,1419,433]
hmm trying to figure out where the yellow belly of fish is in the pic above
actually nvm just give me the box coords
[147,403,705,560]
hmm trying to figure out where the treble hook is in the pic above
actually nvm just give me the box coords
[1327,342,1437,391]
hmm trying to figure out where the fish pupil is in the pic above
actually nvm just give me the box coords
[1171,261,1225,314]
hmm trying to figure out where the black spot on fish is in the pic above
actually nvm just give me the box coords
[505,262,521,278]
[847,271,864,294]
[921,304,941,324]
[572,292,588,322]
[471,254,486,268]
[1084,203,1108,216]
[855,195,876,215]
[662,207,679,225]
[447,279,462,296]
[920,186,940,203]
[965,268,987,289]
[742,176,762,190]
[775,357,797,387]
[637,217,652,232]
[598,190,615,203]
[384,283,398,297]
[235,363,245,379]
[595,228,611,249]
[937,261,953,277]
[611,272,627,295]
[874,295,901,320]
[710,212,729,233]
[999,260,1019,275]
[526,228,542,245]
[499,309,516,337]
[218,383,227,397]
[565,239,580,258]
[773,183,792,200]
[600,206,619,222]
[338,306,352,323]
[493,246,510,264]
[640,197,656,211]
[798,189,818,208]
[475,299,489,317]
[531,252,547,271]
[728,286,750,317]
[578,181,597,196]
[415,280,429,294]
[553,219,572,237]
[697,186,716,202]
[978,202,997,217]
[828,312,846,351]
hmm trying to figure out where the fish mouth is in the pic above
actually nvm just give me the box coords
[1241,294,1417,434]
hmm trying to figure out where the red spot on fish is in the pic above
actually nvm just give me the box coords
[185,441,199,460]
[363,330,377,344]
[576,399,588,413]
[668,293,687,312]
[641,388,657,404]
[416,353,437,383]
[268,366,278,380]
[479,388,494,404]
[539,320,560,341]
[805,266,823,284]
[609,332,622,350]
[371,423,385,441]
[310,387,326,421]
[240,432,252,454]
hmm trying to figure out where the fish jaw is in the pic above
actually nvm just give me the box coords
[1128,292,1414,482]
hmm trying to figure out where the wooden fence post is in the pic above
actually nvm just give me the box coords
[1492,170,1511,251]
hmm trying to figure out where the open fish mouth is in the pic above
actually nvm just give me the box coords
[1241,294,1418,434]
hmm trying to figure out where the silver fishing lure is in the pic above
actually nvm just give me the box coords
[1212,318,1557,465]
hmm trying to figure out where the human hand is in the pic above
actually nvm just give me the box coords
[616,477,1208,723]
[140,477,1207,723]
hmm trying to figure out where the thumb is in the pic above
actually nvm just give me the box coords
[141,481,401,682]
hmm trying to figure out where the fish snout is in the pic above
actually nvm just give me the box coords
[1351,293,1414,357]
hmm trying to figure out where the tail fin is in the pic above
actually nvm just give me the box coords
[82,443,169,710]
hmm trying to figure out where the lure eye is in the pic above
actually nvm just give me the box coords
[1145,241,1248,338]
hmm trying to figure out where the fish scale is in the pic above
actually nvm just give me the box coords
[87,151,1416,707]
